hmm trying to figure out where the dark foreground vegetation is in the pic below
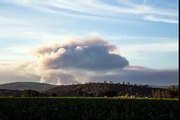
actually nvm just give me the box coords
[0,97,178,120]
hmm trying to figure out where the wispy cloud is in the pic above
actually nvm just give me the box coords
[144,15,178,24]
[10,0,178,24]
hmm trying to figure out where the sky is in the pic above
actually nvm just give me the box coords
[0,0,179,85]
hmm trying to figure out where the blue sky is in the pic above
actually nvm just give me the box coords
[0,0,178,85]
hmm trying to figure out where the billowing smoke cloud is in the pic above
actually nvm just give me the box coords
[24,38,129,85]
[40,71,79,85]
[1,38,177,86]
[31,38,129,70]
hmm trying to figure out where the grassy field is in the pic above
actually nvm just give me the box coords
[0,97,179,120]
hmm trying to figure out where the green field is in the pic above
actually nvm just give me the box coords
[0,97,179,120]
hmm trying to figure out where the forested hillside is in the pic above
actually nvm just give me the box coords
[0,82,178,98]
[44,82,178,98]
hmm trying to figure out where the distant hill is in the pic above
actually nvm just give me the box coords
[44,83,178,98]
[0,82,56,91]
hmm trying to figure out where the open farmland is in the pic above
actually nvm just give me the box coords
[0,97,178,120]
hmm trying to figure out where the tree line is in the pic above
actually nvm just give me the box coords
[0,82,178,98]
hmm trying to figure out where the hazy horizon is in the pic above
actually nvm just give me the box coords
[0,0,178,86]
